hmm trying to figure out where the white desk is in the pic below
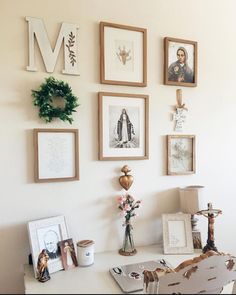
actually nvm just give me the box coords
[23,244,233,294]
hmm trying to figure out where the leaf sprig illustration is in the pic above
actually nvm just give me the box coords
[66,32,76,66]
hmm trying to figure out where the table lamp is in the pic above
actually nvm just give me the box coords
[179,185,205,231]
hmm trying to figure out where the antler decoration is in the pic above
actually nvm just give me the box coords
[119,165,134,191]
[176,89,188,111]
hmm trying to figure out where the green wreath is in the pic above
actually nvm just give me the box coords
[32,76,79,124]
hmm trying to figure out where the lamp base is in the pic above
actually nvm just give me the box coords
[191,214,199,231]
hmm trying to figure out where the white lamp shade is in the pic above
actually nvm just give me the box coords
[179,185,205,214]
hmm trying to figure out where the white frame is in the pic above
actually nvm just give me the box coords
[100,21,147,87]
[34,129,79,182]
[27,215,69,278]
[98,92,149,160]
[162,213,194,254]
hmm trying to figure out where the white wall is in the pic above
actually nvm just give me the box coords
[1,0,236,293]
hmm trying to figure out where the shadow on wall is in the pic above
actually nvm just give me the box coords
[132,187,180,247]
[0,223,29,294]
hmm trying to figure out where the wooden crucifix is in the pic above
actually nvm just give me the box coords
[197,203,222,253]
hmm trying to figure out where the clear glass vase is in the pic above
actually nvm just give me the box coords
[119,222,137,256]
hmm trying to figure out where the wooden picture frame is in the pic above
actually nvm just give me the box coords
[192,231,203,250]
[100,21,147,87]
[162,213,194,254]
[98,92,149,160]
[164,37,197,87]
[27,215,69,278]
[34,129,79,182]
[167,134,195,175]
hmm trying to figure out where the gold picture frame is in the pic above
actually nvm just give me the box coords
[98,92,149,160]
[100,22,147,87]
[164,37,197,87]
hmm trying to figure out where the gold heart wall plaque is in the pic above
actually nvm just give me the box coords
[119,165,134,191]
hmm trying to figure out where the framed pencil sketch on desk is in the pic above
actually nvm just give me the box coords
[33,129,79,182]
[27,215,69,278]
[162,213,194,254]
[98,92,149,160]
[100,21,147,87]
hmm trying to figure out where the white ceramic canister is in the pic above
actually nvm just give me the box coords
[77,240,94,266]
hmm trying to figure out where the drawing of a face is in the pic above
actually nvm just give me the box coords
[44,230,59,254]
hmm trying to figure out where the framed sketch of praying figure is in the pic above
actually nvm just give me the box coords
[98,92,149,160]
[164,37,197,87]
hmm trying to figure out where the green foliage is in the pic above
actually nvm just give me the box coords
[32,76,79,124]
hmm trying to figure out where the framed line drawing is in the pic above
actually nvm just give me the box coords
[162,213,194,254]
[98,92,149,160]
[100,21,147,87]
[164,37,197,87]
[34,129,79,182]
[27,215,69,278]
[167,134,195,175]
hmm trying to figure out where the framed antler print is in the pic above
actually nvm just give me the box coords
[100,22,147,87]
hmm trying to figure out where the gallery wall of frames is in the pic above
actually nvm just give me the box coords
[27,17,197,181]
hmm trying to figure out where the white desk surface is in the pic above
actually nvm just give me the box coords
[23,244,233,294]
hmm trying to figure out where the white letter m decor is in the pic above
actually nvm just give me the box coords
[26,16,79,75]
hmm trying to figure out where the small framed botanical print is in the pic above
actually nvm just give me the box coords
[100,22,147,86]
[167,134,195,175]
[164,37,197,87]
[98,92,149,160]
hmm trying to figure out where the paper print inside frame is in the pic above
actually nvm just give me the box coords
[192,230,203,250]
[98,92,149,160]
[34,129,79,182]
[164,37,197,87]
[100,22,147,87]
[162,213,194,254]
[167,134,195,175]
[27,215,69,278]
[59,238,78,270]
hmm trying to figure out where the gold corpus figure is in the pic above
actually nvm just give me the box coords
[197,203,222,253]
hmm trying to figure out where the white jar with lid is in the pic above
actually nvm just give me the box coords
[77,240,94,266]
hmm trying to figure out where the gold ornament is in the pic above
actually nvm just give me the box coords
[119,165,134,191]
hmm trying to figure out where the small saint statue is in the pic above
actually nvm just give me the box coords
[197,203,222,253]
[37,249,51,283]
[173,89,188,132]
